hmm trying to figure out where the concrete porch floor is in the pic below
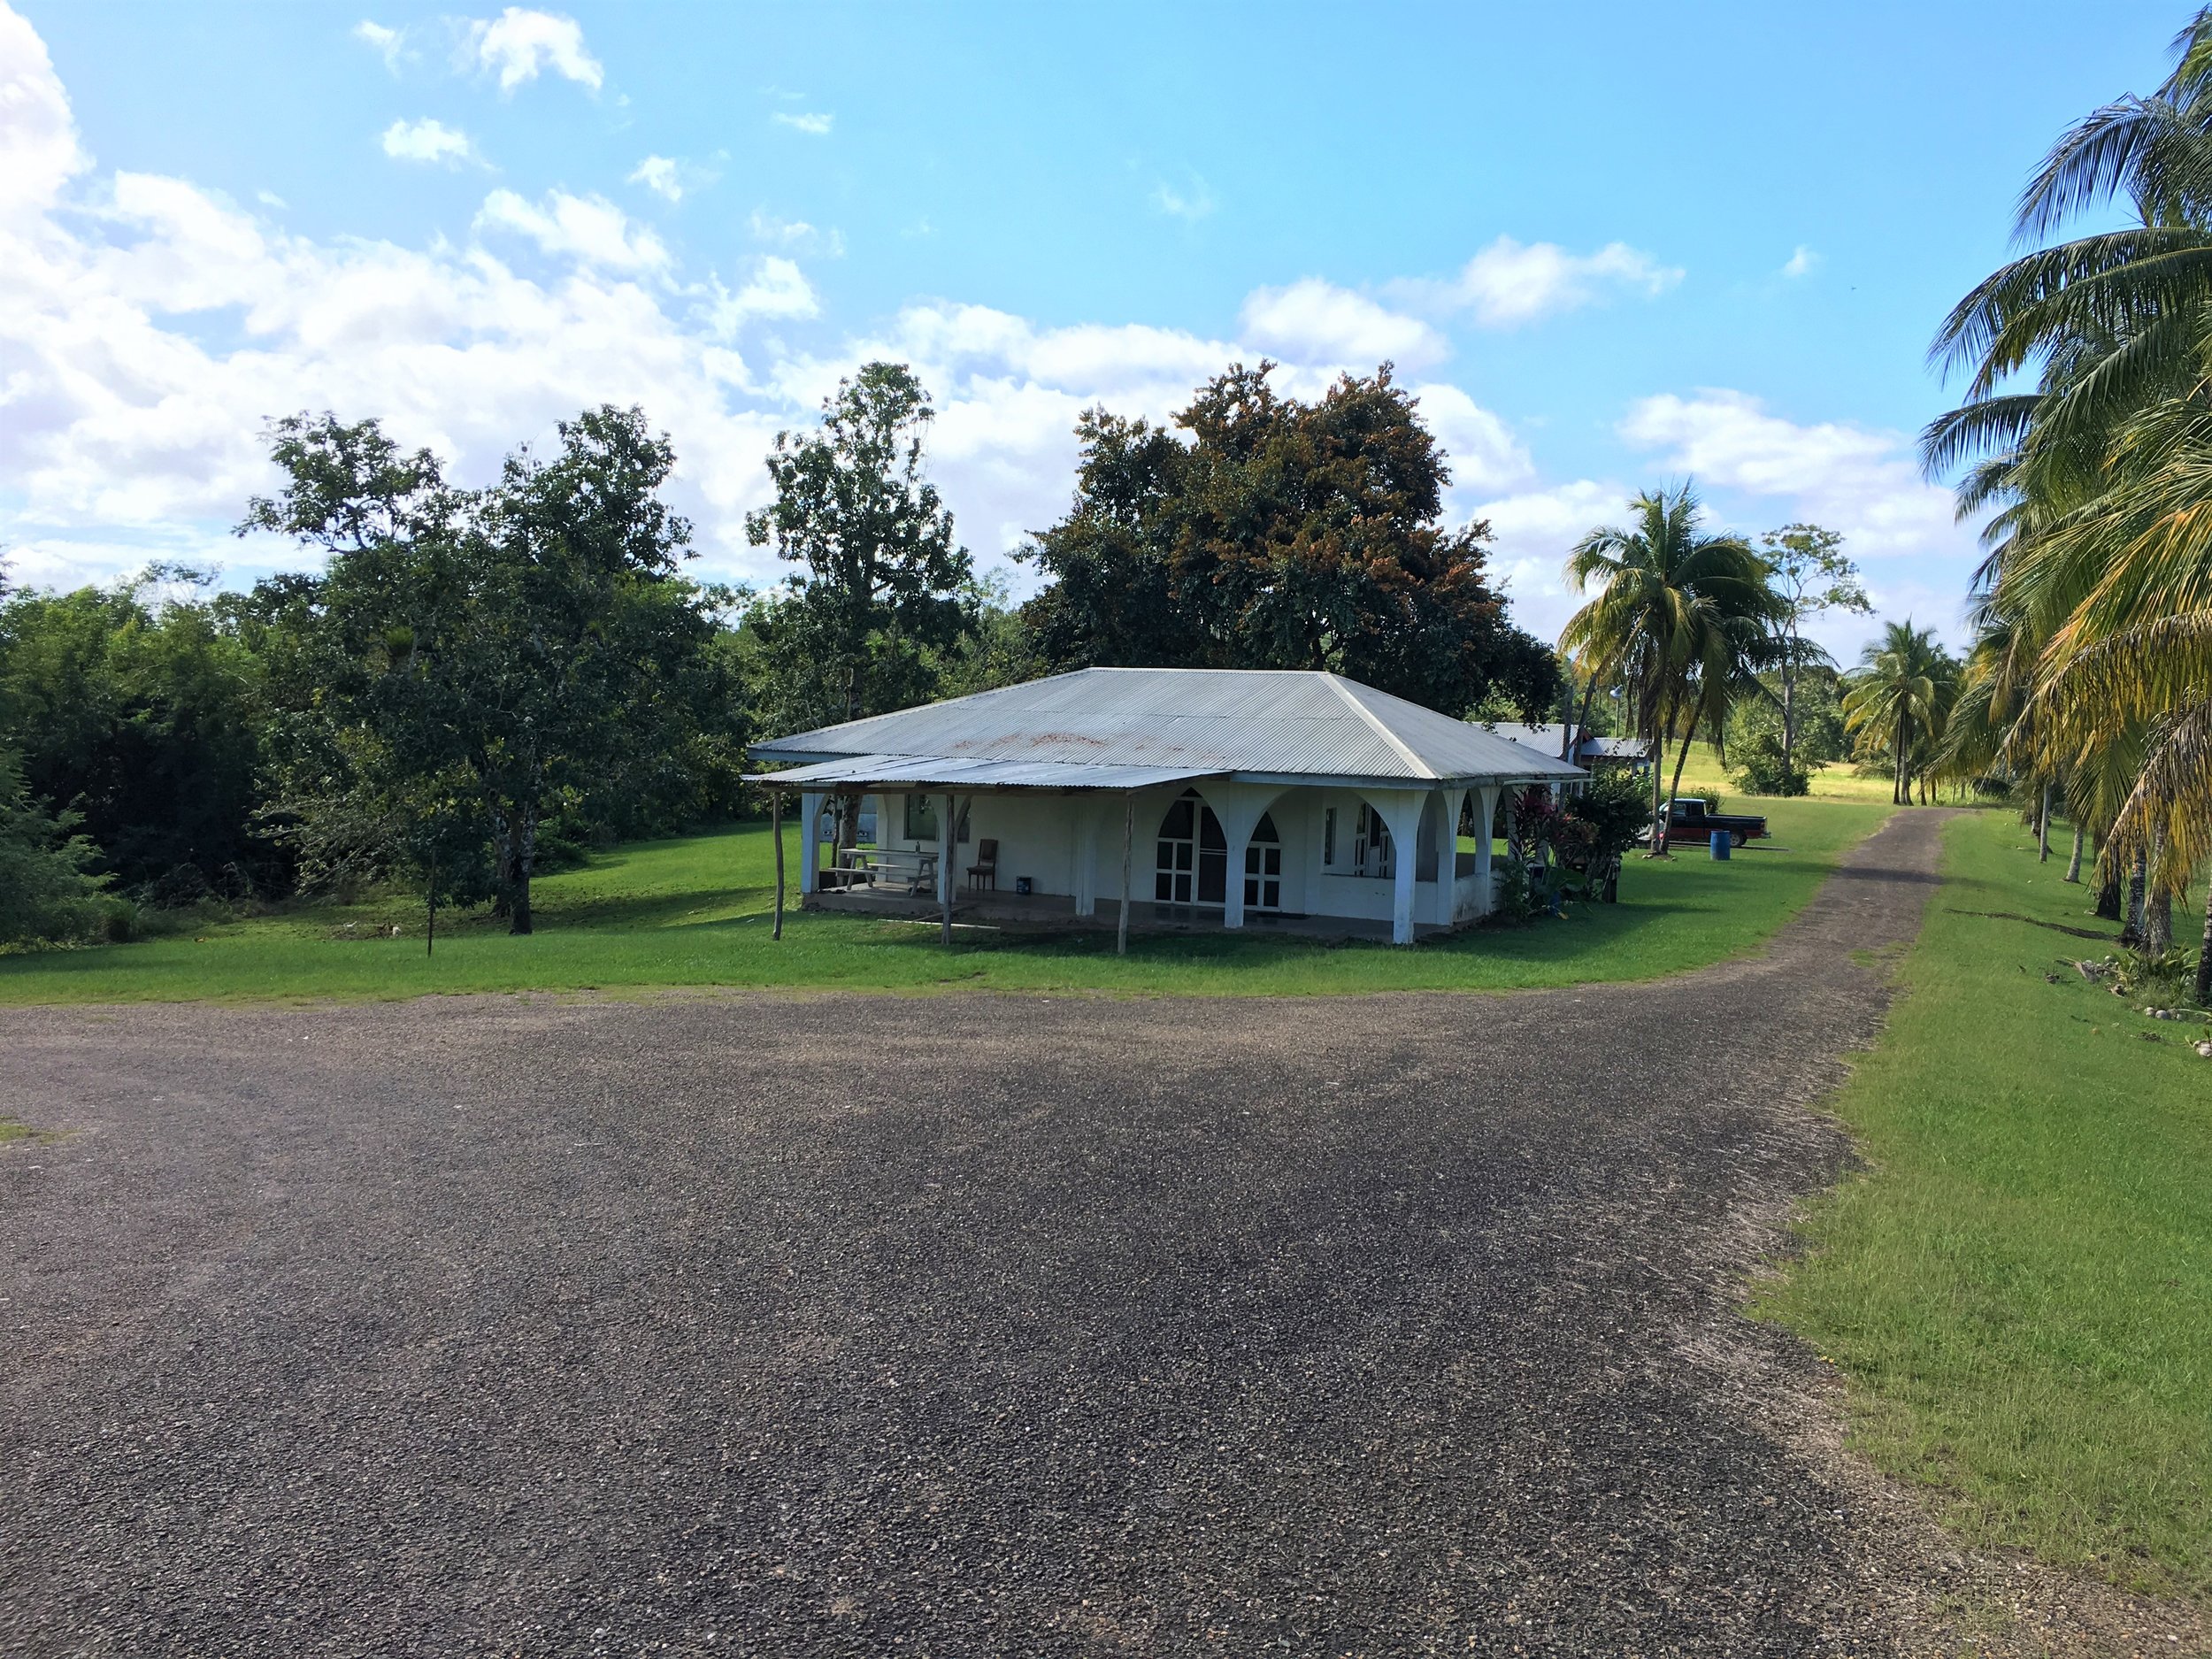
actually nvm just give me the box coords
[803,882,1462,941]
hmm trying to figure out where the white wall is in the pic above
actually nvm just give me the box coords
[865,783,1476,926]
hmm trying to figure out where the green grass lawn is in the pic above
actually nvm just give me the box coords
[1759,810,2212,1602]
[0,796,1891,1004]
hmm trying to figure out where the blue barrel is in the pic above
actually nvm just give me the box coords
[1709,830,1732,861]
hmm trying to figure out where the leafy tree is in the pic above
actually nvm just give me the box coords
[243,404,733,933]
[1560,485,1785,852]
[0,567,273,895]
[1021,363,1562,717]
[745,363,972,726]
[0,749,108,945]
[1756,523,1870,774]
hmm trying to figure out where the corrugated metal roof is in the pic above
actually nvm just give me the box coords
[746,755,1225,791]
[1486,722,1653,763]
[750,668,1586,785]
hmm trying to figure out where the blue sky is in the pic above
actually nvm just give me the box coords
[0,2,2177,656]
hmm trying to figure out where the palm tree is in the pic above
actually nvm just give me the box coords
[1561,485,1784,853]
[1843,622,1956,805]
[1921,12,2212,992]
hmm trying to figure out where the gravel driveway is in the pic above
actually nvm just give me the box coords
[1,812,1955,1657]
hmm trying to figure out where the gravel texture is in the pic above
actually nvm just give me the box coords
[0,809,2108,1657]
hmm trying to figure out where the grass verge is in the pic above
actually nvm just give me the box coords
[0,796,1893,1005]
[1758,810,2211,1603]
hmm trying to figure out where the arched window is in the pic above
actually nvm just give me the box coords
[1243,810,1281,911]
[1155,790,1227,906]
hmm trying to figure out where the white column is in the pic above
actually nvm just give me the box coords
[1472,786,1496,916]
[1074,803,1099,917]
[1392,825,1418,944]
[1204,783,1279,932]
[937,794,956,906]
[1433,787,1463,926]
[799,791,824,895]
[1364,787,1424,945]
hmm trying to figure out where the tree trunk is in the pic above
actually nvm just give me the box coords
[509,803,536,936]
[1663,704,1703,847]
[2122,851,2146,945]
[1780,642,1798,776]
[2064,819,2084,883]
[2038,781,2052,861]
[2094,846,2123,919]
[771,789,785,942]
[1563,677,1598,761]
[2146,888,2173,956]
[1894,707,1909,805]
[489,809,514,918]
[426,852,436,958]
[1647,692,1672,856]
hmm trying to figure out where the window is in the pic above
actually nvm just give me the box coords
[1354,803,1394,879]
[902,795,971,844]
[1154,790,1227,906]
[1242,811,1281,911]
[903,793,938,842]
[1323,806,1336,867]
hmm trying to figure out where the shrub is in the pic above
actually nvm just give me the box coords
[1731,733,1810,797]
[1564,770,1650,860]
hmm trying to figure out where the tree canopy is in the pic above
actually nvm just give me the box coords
[1021,363,1562,718]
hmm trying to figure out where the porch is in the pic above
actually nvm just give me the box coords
[803,882,1458,943]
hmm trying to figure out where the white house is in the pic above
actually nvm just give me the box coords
[749,666,1584,946]
[1482,722,1654,777]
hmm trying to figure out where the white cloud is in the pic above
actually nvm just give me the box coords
[1151,175,1215,221]
[463,8,602,92]
[0,0,1555,633]
[1470,480,1635,644]
[629,155,682,202]
[1240,279,1448,372]
[1781,244,1819,279]
[256,188,287,209]
[1411,382,1534,497]
[1403,235,1683,328]
[772,111,833,135]
[703,257,818,340]
[380,118,474,165]
[749,209,842,257]
[352,19,406,71]
[0,2,86,220]
[474,188,666,269]
[1617,389,1958,556]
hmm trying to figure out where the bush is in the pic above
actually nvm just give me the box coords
[0,751,109,946]
[1731,733,1810,797]
[1564,769,1650,860]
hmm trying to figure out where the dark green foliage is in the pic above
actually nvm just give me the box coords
[0,569,276,894]
[1732,732,1812,796]
[1729,666,1847,767]
[0,749,108,945]
[242,404,744,933]
[744,363,972,726]
[1020,363,1562,718]
[1565,769,1655,859]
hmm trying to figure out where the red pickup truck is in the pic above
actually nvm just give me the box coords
[1657,796,1769,849]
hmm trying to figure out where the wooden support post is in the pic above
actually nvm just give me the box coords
[940,791,956,945]
[1118,791,1134,956]
[771,788,785,941]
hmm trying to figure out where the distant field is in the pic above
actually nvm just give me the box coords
[1761,810,2212,1602]
[0,798,1892,1004]
[1669,747,1914,807]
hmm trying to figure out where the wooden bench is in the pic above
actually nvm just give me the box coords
[831,848,940,895]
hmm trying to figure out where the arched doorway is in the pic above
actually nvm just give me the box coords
[1155,790,1227,906]
[1242,810,1282,913]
